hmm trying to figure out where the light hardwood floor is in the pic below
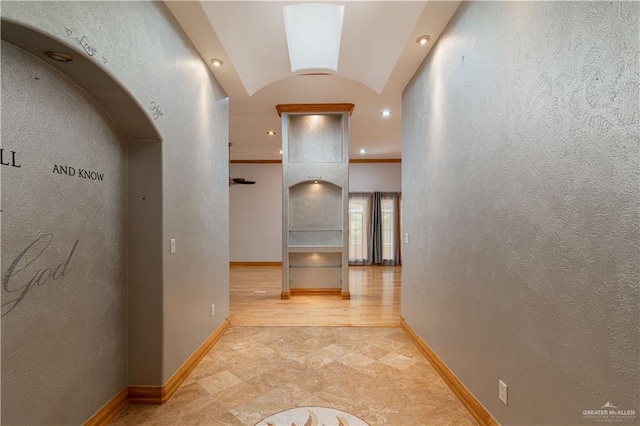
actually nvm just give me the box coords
[229,265,401,327]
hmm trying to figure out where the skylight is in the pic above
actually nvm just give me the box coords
[283,3,345,73]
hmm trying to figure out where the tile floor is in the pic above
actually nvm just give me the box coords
[112,326,477,425]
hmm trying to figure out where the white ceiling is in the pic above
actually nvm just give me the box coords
[165,1,460,160]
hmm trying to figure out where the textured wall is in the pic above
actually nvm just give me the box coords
[2,0,230,422]
[230,164,283,262]
[402,2,639,425]
[349,163,401,193]
[1,41,127,424]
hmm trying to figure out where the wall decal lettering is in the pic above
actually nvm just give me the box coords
[150,102,164,120]
[52,164,76,176]
[1,234,79,317]
[0,149,21,168]
[64,27,108,63]
[52,164,104,181]
[75,35,97,57]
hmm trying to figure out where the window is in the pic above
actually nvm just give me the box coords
[348,192,401,266]
[348,193,370,265]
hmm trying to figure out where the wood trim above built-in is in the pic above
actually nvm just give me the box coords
[129,319,230,405]
[276,103,355,117]
[230,261,283,267]
[400,318,499,426]
[84,388,129,426]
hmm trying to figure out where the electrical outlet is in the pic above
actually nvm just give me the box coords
[170,238,176,254]
[211,304,215,316]
[499,380,508,405]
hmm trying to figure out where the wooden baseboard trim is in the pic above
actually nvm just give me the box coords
[400,318,498,426]
[129,318,230,405]
[341,291,351,300]
[162,318,230,402]
[85,319,230,422]
[230,261,282,267]
[127,386,163,405]
[290,288,342,296]
[281,291,291,299]
[84,387,129,426]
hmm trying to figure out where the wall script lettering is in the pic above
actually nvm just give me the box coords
[2,234,79,317]
[64,27,108,64]
[150,101,164,120]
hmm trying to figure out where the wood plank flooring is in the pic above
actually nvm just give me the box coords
[229,265,401,326]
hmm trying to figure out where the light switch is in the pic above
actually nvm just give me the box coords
[170,238,176,254]
[499,380,508,405]
[404,233,410,244]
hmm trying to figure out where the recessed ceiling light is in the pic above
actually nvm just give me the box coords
[359,148,366,154]
[210,58,224,67]
[416,35,431,45]
[381,110,391,117]
[44,51,73,62]
[267,131,276,135]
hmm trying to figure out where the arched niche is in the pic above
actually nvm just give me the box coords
[288,179,343,246]
[1,18,165,394]
[1,18,161,141]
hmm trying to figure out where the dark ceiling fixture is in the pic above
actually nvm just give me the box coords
[229,142,257,186]
[230,177,256,185]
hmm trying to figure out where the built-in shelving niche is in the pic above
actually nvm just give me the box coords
[288,180,343,246]
[279,104,353,300]
[289,252,342,289]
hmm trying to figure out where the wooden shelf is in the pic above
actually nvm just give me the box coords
[276,103,355,117]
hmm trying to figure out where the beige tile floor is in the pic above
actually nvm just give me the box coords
[112,326,477,425]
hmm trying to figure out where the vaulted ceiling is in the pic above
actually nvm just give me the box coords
[166,1,460,160]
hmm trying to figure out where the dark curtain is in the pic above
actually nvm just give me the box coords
[368,192,383,264]
[367,192,401,265]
